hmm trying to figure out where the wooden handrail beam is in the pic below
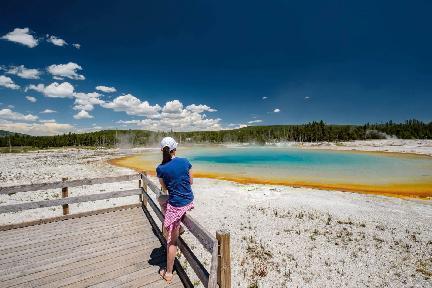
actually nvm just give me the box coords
[0,189,142,214]
[0,174,139,195]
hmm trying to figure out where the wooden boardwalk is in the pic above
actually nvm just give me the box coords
[0,205,185,288]
[0,173,231,288]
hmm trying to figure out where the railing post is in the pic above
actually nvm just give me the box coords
[216,230,231,288]
[139,171,148,207]
[61,177,69,215]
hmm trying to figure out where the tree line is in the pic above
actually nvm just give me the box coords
[0,119,431,149]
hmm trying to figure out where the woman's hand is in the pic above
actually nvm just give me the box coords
[189,170,194,185]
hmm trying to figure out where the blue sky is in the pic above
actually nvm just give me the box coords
[0,1,431,135]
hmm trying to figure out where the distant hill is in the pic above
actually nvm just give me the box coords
[0,130,27,137]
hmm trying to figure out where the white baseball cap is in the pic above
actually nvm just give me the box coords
[160,137,178,151]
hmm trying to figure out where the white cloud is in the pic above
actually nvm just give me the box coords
[0,108,38,121]
[117,117,221,132]
[273,108,280,113]
[95,85,116,93]
[185,104,217,113]
[27,82,75,98]
[101,94,161,116]
[26,96,37,103]
[162,100,183,114]
[72,43,81,49]
[0,75,20,89]
[40,109,57,114]
[1,28,38,48]
[0,119,74,136]
[6,65,41,79]
[114,99,221,131]
[46,35,67,46]
[39,119,56,123]
[228,123,248,129]
[47,62,85,80]
[262,96,268,100]
[73,92,103,111]
[304,96,310,100]
[248,119,263,124]
[73,110,93,119]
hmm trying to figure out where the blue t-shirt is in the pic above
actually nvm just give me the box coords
[156,157,194,207]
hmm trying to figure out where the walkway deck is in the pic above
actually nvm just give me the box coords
[0,205,185,288]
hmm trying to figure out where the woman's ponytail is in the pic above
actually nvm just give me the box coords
[161,146,172,164]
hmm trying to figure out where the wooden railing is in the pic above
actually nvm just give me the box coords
[0,174,141,214]
[0,173,232,288]
[0,174,138,195]
[139,172,231,288]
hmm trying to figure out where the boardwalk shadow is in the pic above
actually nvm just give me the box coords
[148,246,166,270]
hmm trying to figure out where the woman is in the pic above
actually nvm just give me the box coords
[156,137,194,283]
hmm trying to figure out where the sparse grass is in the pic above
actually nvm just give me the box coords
[337,219,353,225]
[241,235,275,285]
[325,214,332,225]
[416,259,432,278]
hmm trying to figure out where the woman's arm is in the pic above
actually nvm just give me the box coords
[189,170,193,185]
[159,178,168,192]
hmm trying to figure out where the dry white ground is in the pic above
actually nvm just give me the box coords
[295,139,432,156]
[0,141,431,288]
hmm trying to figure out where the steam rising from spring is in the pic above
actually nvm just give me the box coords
[366,130,398,140]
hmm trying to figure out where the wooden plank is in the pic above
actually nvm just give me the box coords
[0,212,144,246]
[61,177,69,215]
[0,208,143,239]
[14,246,165,288]
[42,251,166,288]
[0,228,152,270]
[142,176,164,198]
[0,188,141,213]
[208,241,219,288]
[0,204,141,232]
[182,214,217,253]
[141,276,184,288]
[0,237,157,282]
[217,230,232,287]
[0,210,144,244]
[177,237,210,287]
[0,174,139,195]
[0,238,162,284]
[0,239,162,288]
[0,220,150,261]
[140,171,149,207]
[0,224,149,261]
[64,255,165,288]
[5,247,161,287]
[142,190,164,223]
[0,229,156,276]
[87,258,167,288]
[0,222,149,260]
[0,206,142,241]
